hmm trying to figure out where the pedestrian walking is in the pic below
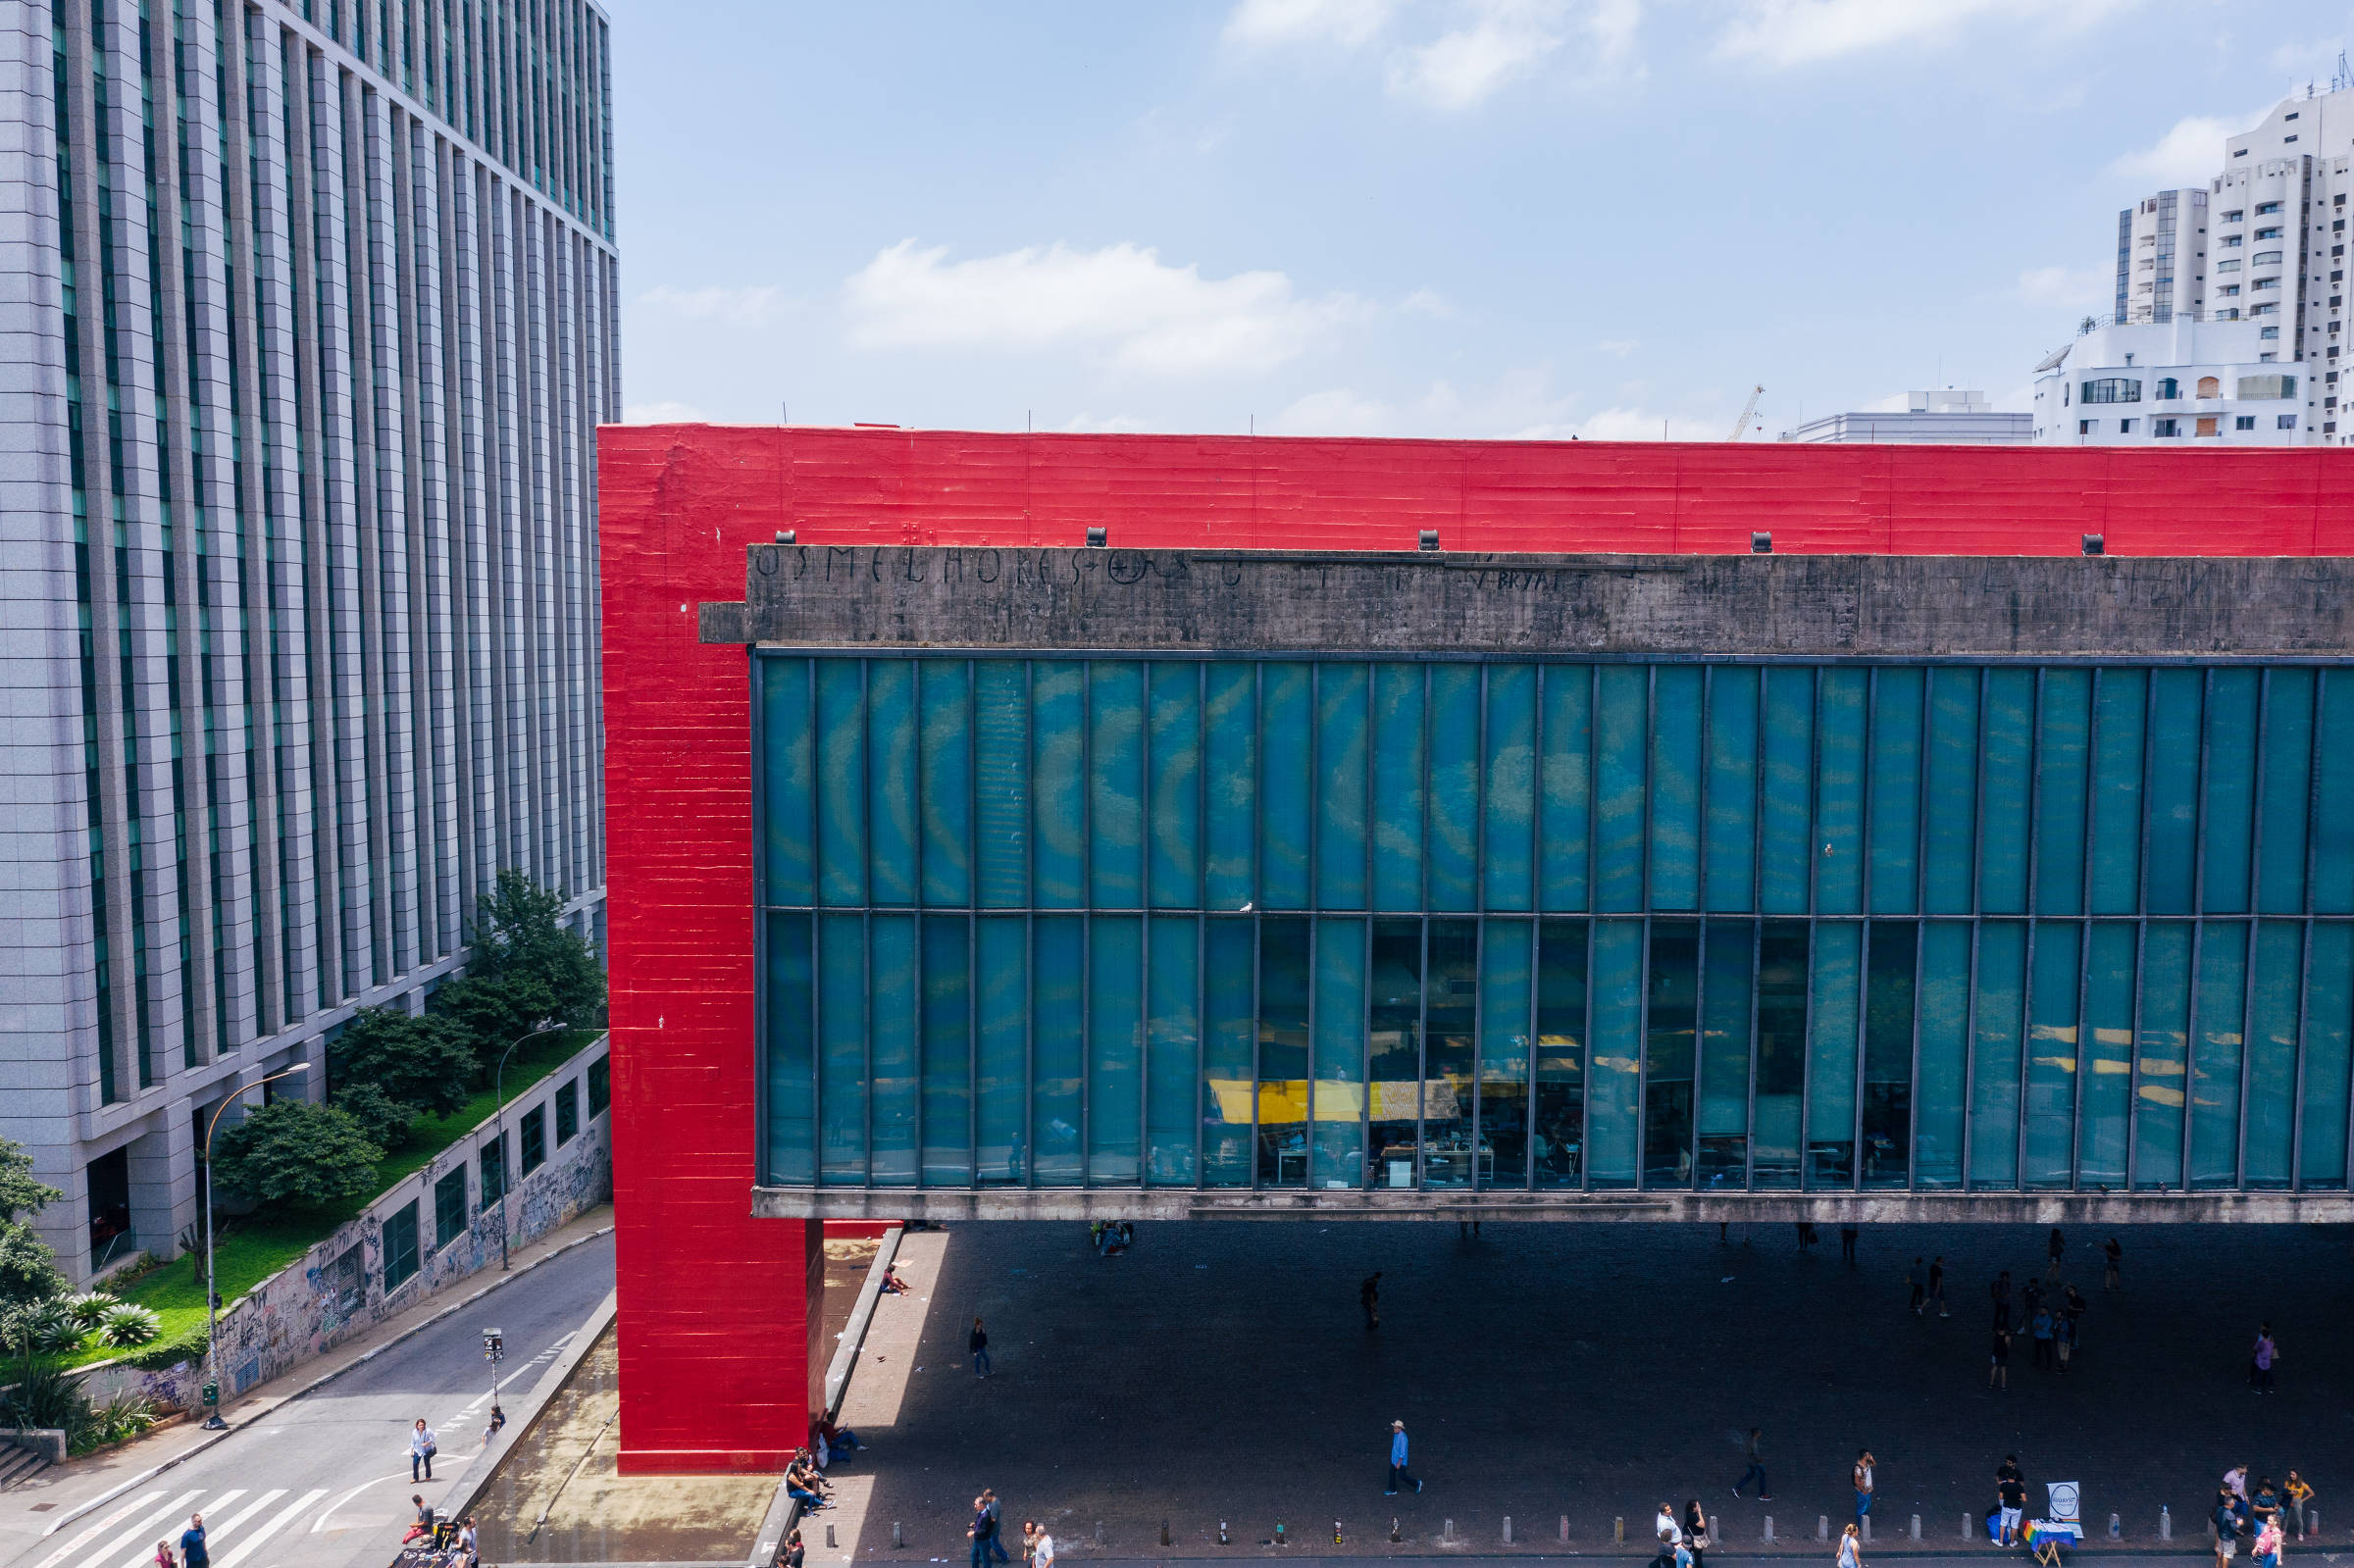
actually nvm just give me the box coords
[2045,1226,2066,1281]
[2251,1325,2278,1392]
[151,1542,176,1568]
[985,1491,1010,1564]
[970,1316,992,1378]
[1733,1426,1772,1501]
[2021,1276,2043,1325]
[410,1418,437,1482]
[1033,1525,1056,1568]
[2216,1492,2243,1568]
[1906,1257,1925,1315]
[1020,1521,1040,1568]
[179,1514,209,1568]
[2102,1237,2123,1290]
[1385,1419,1422,1494]
[1837,1521,1863,1568]
[2284,1473,2314,1541]
[1998,1458,2027,1547]
[1988,1326,2012,1389]
[1360,1271,1382,1330]
[2062,1283,2088,1336]
[1840,1226,1859,1265]
[1853,1450,1875,1530]
[1991,1270,2013,1330]
[2054,1311,2075,1374]
[968,1498,995,1568]
[2255,1518,2283,1568]
[1929,1255,1948,1317]
[2030,1307,2055,1369]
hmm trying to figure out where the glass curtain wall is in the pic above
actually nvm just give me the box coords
[757,654,2354,1195]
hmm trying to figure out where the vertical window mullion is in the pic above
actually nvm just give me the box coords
[2237,670,2273,1189]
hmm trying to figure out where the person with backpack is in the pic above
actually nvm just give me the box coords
[1852,1450,1876,1532]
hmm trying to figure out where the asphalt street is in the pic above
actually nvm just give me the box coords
[5,1231,614,1568]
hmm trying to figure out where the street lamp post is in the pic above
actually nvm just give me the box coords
[492,1022,563,1271]
[200,1060,311,1430]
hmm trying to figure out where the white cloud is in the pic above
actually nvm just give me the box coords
[2013,264,2110,309]
[620,400,712,425]
[842,239,1384,376]
[1270,369,1714,440]
[1273,387,1400,435]
[1388,0,1571,110]
[2107,109,2269,184]
[637,284,796,329]
[1714,0,2136,69]
[1058,413,1162,433]
[1593,337,1637,357]
[1573,406,1707,440]
[1224,0,1399,49]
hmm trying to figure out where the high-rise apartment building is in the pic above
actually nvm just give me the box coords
[2039,87,2354,444]
[0,0,617,1281]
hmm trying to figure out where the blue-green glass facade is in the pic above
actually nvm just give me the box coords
[755,653,2354,1196]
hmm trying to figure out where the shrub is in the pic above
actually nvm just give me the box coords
[331,1007,480,1118]
[95,1301,161,1348]
[331,1080,417,1149]
[64,1290,120,1332]
[209,1101,385,1210]
[78,1391,157,1452]
[1,1297,81,1359]
[0,1362,93,1448]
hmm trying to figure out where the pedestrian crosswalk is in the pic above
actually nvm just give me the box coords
[36,1485,334,1568]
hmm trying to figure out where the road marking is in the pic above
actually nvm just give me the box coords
[104,1492,242,1568]
[197,1490,285,1545]
[57,1489,199,1568]
[28,1491,166,1568]
[212,1489,328,1568]
[309,1472,406,1535]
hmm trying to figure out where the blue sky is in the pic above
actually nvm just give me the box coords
[605,0,2353,439]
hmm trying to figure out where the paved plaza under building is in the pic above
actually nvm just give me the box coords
[814,1218,2351,1562]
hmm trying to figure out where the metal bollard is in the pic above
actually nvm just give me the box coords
[1504,1517,1513,1544]
[826,1525,838,1549]
[1764,1516,1774,1543]
[2160,1508,2171,1543]
[1560,1516,1569,1543]
[2306,1511,2316,1537]
[1219,1522,1230,1545]
[1911,1515,1921,1542]
[893,1522,903,1548]
[1964,1514,1973,1541]
[1393,1519,1403,1543]
[1615,1518,1625,1544]
[2111,1513,2122,1541]
[1095,1523,1104,1547]
[1711,1515,1720,1543]
[1164,1522,1173,1547]
[1863,1516,1872,1543]
[1445,1520,1457,1544]
[1818,1516,1830,1541]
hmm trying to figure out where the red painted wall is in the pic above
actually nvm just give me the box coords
[599,425,2354,1470]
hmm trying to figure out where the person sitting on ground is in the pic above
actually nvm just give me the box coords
[879,1262,908,1294]
[787,1455,829,1510]
[817,1414,863,1455]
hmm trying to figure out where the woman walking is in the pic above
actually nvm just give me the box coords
[1837,1522,1864,1568]
[409,1418,437,1482]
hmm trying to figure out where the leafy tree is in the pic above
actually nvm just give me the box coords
[209,1101,384,1209]
[462,870,604,1029]
[431,969,558,1075]
[331,1006,478,1117]
[0,1137,63,1227]
[331,1081,416,1149]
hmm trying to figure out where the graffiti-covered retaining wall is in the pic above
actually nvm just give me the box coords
[81,1037,611,1409]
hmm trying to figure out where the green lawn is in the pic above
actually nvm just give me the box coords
[58,1028,598,1372]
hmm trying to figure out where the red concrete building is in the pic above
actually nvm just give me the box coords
[600,425,2354,1471]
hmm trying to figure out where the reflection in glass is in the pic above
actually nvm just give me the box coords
[1147,916,1199,1185]
[764,912,814,1185]
[1914,922,1970,1189]
[920,915,971,1187]
[1533,920,1587,1187]
[2131,922,2190,1190]
[1752,922,1808,1188]
[1705,669,1759,913]
[2035,671,2089,916]
[870,914,917,1186]
[1312,918,1366,1189]
[2088,672,2145,915]
[1032,915,1084,1186]
[1256,917,1309,1187]
[1868,670,1922,915]
[1969,922,2026,1189]
[819,914,866,1185]
[1368,920,1424,1189]
[2300,924,2353,1189]
[1697,921,1753,1188]
[1644,922,1698,1186]
[2077,923,2134,1189]
[1423,920,1478,1187]
[1807,922,1860,1186]
[975,917,1026,1185]
[1202,919,1255,1186]
[1316,665,1369,911]
[2242,921,2302,1189]
[1087,916,1142,1186]
[2259,671,2314,915]
[1479,920,1532,1187]
[1862,922,1916,1189]
[2190,923,2248,1189]
[2203,669,2258,914]
[1587,921,1643,1187]
[1484,666,1536,912]
[2023,922,2080,1189]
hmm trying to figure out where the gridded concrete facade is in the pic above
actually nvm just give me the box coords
[0,0,614,1280]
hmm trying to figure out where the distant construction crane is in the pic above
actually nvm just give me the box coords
[1727,384,1765,441]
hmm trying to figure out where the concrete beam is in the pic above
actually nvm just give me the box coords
[705,546,2354,660]
[749,1185,2354,1225]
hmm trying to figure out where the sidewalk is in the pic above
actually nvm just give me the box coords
[1,1203,613,1539]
